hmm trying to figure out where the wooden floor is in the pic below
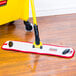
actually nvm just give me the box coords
[0,14,76,76]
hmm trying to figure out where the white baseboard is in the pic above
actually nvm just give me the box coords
[29,7,76,17]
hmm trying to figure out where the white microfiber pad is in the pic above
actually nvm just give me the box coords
[1,41,75,58]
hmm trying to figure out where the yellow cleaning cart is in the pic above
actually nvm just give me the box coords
[0,0,42,48]
[0,0,29,25]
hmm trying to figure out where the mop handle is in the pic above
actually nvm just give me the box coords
[30,0,37,25]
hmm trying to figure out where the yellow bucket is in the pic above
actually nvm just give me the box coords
[0,0,29,25]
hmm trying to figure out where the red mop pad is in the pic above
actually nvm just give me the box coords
[2,41,75,58]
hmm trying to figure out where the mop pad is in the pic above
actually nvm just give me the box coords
[1,41,75,58]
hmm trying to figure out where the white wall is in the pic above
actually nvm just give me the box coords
[29,0,76,17]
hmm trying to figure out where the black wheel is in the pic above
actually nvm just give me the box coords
[9,21,15,24]
[24,21,33,32]
[8,41,13,47]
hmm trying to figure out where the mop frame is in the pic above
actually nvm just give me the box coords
[2,41,75,58]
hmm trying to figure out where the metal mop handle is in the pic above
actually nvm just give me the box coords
[30,0,37,25]
[30,0,43,49]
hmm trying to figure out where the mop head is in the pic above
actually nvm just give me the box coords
[1,41,75,58]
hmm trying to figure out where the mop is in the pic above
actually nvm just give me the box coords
[2,0,75,58]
